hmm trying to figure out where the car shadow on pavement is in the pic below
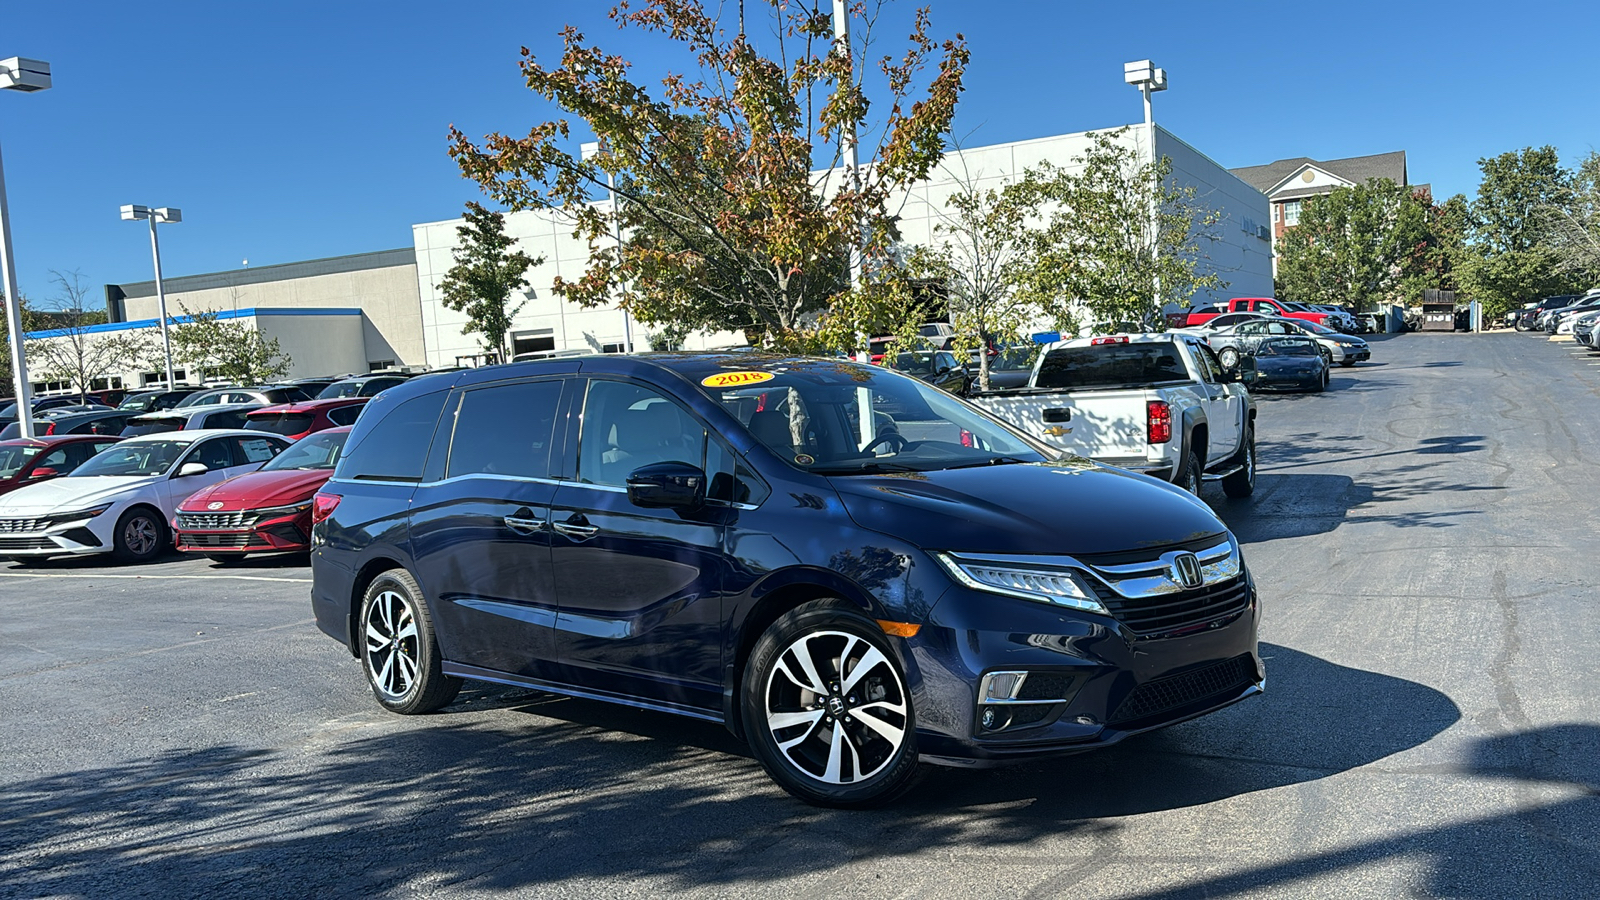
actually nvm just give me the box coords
[0,645,1463,898]
[1219,469,1500,542]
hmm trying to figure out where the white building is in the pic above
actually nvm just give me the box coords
[413,124,1273,366]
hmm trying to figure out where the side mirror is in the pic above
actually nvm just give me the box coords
[626,461,707,509]
[176,462,209,478]
[28,466,59,480]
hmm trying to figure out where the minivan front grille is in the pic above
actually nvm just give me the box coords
[1111,655,1257,724]
[1089,575,1251,637]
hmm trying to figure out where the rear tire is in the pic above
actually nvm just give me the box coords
[1173,449,1203,495]
[1222,426,1256,499]
[743,600,920,808]
[112,507,167,564]
[359,569,462,715]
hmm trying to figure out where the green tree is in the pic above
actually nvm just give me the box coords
[447,0,968,349]
[1006,130,1225,334]
[170,303,292,384]
[1542,150,1600,278]
[437,202,540,362]
[1274,179,1433,311]
[1461,146,1584,318]
[0,290,45,392]
[905,162,1034,390]
[24,270,151,401]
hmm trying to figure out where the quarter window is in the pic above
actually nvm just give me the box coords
[446,380,564,480]
[339,391,449,482]
[578,381,706,487]
[706,434,770,506]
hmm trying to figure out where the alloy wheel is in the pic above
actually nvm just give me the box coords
[764,630,908,785]
[364,590,420,700]
[122,516,158,557]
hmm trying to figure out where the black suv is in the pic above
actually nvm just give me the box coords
[311,354,1261,807]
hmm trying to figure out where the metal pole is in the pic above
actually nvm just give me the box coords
[147,215,176,385]
[608,169,633,352]
[1143,83,1161,321]
[0,139,35,438]
[833,0,862,290]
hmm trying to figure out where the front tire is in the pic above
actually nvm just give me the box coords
[743,600,919,808]
[359,569,462,714]
[112,507,167,564]
[1222,425,1256,499]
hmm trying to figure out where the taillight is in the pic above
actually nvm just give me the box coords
[1090,336,1130,345]
[44,422,57,435]
[311,492,342,525]
[959,429,974,448]
[1147,401,1172,444]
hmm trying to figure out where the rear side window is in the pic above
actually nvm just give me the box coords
[338,391,448,482]
[1035,343,1189,390]
[204,411,250,430]
[446,380,564,480]
[233,437,285,464]
[326,406,362,426]
[122,417,184,437]
[246,414,315,436]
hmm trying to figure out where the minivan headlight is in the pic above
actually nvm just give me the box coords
[934,553,1108,615]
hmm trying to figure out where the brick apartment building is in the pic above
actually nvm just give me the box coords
[1229,150,1429,242]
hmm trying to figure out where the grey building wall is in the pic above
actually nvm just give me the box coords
[110,250,424,369]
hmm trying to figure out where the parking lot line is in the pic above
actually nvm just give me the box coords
[0,571,310,583]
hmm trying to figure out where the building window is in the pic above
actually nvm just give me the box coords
[1283,201,1302,227]
[511,328,556,357]
[601,342,627,354]
[368,359,396,372]
[1272,205,1279,223]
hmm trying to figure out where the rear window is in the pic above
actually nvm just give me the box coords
[122,417,185,437]
[246,413,315,436]
[1035,343,1190,390]
[337,391,448,482]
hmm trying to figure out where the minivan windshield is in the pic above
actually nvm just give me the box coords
[260,430,348,471]
[71,440,188,477]
[694,360,1045,475]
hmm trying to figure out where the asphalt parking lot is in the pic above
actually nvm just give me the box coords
[3,332,1599,899]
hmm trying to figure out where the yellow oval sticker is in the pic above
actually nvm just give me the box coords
[701,371,775,388]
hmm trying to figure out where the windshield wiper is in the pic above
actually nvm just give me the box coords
[812,461,926,475]
[942,455,1033,470]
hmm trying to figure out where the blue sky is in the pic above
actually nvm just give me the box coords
[3,0,1596,308]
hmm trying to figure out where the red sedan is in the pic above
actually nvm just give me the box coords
[173,427,349,559]
[243,398,366,441]
[0,435,124,498]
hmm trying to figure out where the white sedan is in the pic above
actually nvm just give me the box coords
[0,429,291,564]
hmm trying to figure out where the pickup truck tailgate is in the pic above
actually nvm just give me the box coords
[973,389,1153,458]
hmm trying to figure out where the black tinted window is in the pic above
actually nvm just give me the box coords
[203,411,250,430]
[245,414,315,436]
[706,435,769,506]
[1035,343,1189,390]
[446,380,563,480]
[326,405,362,426]
[578,381,705,487]
[338,391,448,482]
[122,417,184,437]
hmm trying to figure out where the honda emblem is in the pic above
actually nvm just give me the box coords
[1171,552,1203,589]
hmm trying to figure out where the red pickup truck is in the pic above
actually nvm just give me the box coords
[1168,297,1335,330]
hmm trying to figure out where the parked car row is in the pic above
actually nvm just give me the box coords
[1508,289,1600,347]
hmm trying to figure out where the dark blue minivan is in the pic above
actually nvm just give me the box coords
[311,354,1262,807]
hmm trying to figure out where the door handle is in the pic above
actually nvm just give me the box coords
[503,516,544,535]
[552,517,599,541]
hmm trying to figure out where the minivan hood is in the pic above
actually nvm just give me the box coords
[829,460,1227,556]
[180,469,332,511]
[0,475,154,514]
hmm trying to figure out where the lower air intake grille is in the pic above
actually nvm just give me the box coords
[1111,655,1256,725]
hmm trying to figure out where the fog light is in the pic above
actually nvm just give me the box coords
[980,707,997,729]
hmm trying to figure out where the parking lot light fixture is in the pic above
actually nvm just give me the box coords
[0,56,52,440]
[120,204,183,386]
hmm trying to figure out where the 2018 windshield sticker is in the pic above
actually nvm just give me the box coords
[702,371,775,388]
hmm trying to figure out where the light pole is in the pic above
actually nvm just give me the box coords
[582,141,634,353]
[1124,60,1168,318]
[0,57,51,439]
[120,204,182,385]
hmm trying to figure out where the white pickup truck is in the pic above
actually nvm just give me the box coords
[970,333,1258,497]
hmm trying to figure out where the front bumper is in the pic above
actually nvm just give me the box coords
[907,571,1262,765]
[174,510,312,555]
[1338,346,1370,362]
[0,515,111,557]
